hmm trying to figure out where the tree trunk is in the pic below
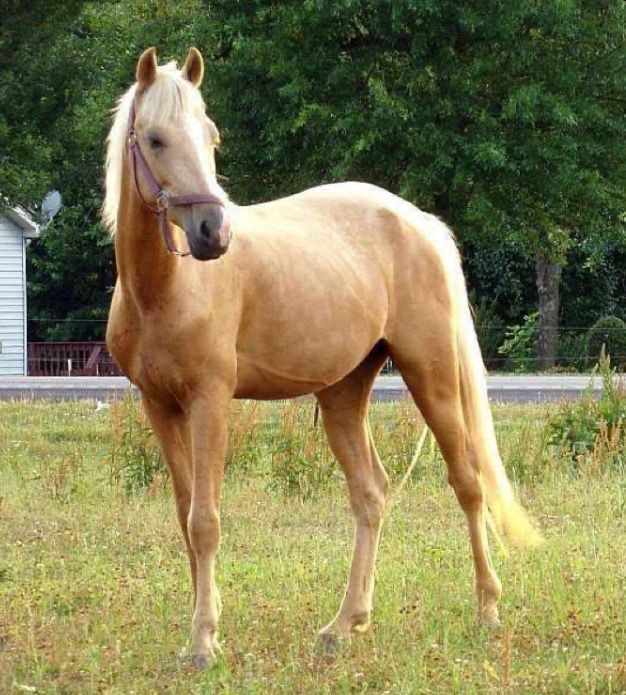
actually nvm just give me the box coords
[535,256,562,371]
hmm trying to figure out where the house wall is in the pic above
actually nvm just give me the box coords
[0,215,26,375]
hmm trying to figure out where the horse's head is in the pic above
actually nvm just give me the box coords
[131,47,230,261]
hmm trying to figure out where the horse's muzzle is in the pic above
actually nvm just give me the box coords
[187,207,231,261]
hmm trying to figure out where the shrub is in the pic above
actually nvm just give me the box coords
[556,332,587,372]
[547,352,626,467]
[585,316,626,371]
[498,312,538,372]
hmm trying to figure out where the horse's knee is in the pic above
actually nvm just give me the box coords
[188,507,221,554]
[352,484,386,529]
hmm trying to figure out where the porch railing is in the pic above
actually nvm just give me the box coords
[27,342,123,376]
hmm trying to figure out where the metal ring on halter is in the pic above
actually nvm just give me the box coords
[156,191,170,210]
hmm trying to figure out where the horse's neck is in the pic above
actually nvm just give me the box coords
[115,173,179,309]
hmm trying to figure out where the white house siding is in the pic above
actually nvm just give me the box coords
[0,215,26,375]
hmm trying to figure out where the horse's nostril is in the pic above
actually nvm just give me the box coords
[200,219,212,238]
[197,210,225,246]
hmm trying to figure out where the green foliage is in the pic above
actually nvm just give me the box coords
[110,394,165,494]
[464,242,535,326]
[498,312,538,372]
[2,0,626,340]
[211,1,626,244]
[556,332,587,372]
[560,243,626,331]
[585,316,626,371]
[548,353,626,464]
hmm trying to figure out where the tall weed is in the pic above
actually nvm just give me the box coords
[109,393,165,494]
[548,352,626,469]
[227,401,266,471]
[265,402,336,500]
[370,400,433,482]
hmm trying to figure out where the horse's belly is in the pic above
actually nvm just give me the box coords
[234,365,329,400]
[234,353,362,400]
[234,317,383,399]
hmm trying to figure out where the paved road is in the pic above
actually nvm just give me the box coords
[0,374,616,403]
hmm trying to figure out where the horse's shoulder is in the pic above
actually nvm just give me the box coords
[106,285,141,374]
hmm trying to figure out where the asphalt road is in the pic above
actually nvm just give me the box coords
[0,374,616,403]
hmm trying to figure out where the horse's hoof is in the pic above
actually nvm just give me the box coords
[319,632,338,655]
[317,628,347,657]
[191,653,211,670]
[179,644,220,670]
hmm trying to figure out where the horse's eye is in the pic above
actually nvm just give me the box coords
[148,134,165,149]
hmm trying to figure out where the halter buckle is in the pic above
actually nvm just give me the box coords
[128,129,137,146]
[156,191,170,210]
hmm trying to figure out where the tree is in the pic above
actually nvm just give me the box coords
[0,0,212,339]
[2,0,625,354]
[209,0,626,367]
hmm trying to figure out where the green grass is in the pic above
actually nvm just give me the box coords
[1,399,625,694]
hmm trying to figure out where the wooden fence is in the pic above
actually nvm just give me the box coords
[27,342,123,376]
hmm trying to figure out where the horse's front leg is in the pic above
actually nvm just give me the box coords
[142,396,196,600]
[188,384,231,669]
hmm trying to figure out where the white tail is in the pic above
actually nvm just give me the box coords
[379,197,543,547]
[454,269,543,547]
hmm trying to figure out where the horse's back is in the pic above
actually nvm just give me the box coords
[234,181,456,263]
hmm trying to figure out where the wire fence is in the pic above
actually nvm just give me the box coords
[24,319,626,373]
[26,318,626,331]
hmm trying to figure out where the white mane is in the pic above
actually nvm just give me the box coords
[102,62,207,235]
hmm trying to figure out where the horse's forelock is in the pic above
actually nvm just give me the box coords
[141,63,203,121]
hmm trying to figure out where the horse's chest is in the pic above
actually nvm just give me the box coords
[108,311,200,403]
[135,332,204,402]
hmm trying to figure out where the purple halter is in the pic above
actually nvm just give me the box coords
[127,101,225,257]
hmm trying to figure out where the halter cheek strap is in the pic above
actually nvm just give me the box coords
[127,101,225,257]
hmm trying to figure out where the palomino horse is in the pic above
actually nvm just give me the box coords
[105,47,542,668]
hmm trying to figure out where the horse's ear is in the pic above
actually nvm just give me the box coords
[181,47,204,87]
[136,47,158,89]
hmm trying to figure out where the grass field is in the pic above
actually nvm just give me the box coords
[1,398,625,694]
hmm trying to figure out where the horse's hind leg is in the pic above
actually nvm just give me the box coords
[142,396,197,600]
[389,336,502,626]
[315,346,389,648]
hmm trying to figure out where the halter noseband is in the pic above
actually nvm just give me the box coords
[127,101,225,257]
